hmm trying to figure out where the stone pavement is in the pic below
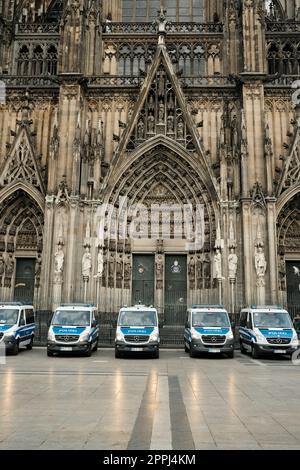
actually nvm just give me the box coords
[1,348,300,450]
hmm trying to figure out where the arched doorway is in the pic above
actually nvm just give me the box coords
[277,192,300,317]
[100,143,218,321]
[0,190,44,304]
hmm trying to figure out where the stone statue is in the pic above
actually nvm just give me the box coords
[158,101,165,122]
[97,248,104,277]
[108,253,115,287]
[82,246,92,278]
[54,244,64,274]
[213,248,222,279]
[189,256,196,290]
[177,119,184,139]
[137,119,145,139]
[156,255,163,290]
[0,256,5,276]
[228,248,238,279]
[155,8,168,45]
[148,112,155,133]
[116,255,123,288]
[196,256,203,283]
[167,112,174,133]
[255,246,267,286]
[124,258,132,288]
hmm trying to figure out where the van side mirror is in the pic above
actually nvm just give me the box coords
[92,320,97,328]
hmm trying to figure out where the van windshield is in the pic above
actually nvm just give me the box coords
[119,311,157,327]
[0,309,19,325]
[253,311,292,328]
[192,311,230,328]
[52,310,91,327]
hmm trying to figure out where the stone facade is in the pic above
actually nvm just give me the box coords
[0,0,299,319]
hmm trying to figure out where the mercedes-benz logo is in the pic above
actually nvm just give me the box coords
[211,336,217,343]
[134,336,139,343]
[64,336,69,342]
[275,337,282,344]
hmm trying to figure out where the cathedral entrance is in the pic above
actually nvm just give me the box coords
[164,255,187,325]
[286,261,300,317]
[14,258,36,304]
[132,255,155,306]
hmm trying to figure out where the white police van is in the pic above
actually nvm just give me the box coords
[115,305,160,358]
[47,304,99,357]
[239,305,298,358]
[0,302,35,355]
[184,305,235,358]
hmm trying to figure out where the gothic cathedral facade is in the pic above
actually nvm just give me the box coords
[0,0,299,322]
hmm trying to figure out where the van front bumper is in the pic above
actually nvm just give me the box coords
[255,343,298,355]
[115,341,159,353]
[190,338,235,354]
[47,340,90,353]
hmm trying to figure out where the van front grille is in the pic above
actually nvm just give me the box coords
[55,335,79,343]
[201,335,226,344]
[266,338,290,345]
[124,335,150,343]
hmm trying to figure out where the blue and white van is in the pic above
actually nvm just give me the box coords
[239,305,299,358]
[0,302,35,355]
[184,305,235,358]
[47,304,99,357]
[115,305,160,358]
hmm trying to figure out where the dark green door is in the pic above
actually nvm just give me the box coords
[14,258,36,304]
[286,261,300,318]
[132,255,155,306]
[164,255,187,325]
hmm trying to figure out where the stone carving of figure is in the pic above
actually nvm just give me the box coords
[213,248,222,279]
[116,255,123,288]
[255,246,267,286]
[228,248,238,280]
[137,119,145,139]
[108,253,115,287]
[278,256,286,291]
[124,257,132,289]
[177,119,184,139]
[54,244,64,274]
[167,112,174,133]
[155,8,168,45]
[156,255,164,290]
[203,253,211,288]
[148,112,155,133]
[97,248,104,277]
[82,246,92,278]
[189,256,196,290]
[196,256,203,283]
[158,101,165,122]
[0,256,5,277]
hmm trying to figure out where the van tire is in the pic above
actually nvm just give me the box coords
[189,346,196,358]
[92,340,98,352]
[251,345,260,359]
[26,336,34,350]
[11,340,19,355]
[84,344,92,357]
[227,351,234,358]
[184,342,189,353]
[153,350,159,359]
[47,350,54,357]
[115,349,121,358]
[240,341,246,354]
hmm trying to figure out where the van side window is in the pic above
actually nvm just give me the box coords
[25,309,34,324]
[240,312,247,327]
[19,311,26,326]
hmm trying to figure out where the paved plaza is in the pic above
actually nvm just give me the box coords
[1,349,300,450]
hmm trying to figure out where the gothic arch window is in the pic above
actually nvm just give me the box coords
[282,43,295,75]
[32,45,44,75]
[46,45,58,75]
[122,0,204,22]
[265,0,285,20]
[17,45,30,75]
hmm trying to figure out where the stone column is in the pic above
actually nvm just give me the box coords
[266,199,278,303]
[40,195,55,310]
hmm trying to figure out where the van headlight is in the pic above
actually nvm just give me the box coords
[256,332,265,343]
[292,335,299,345]
[150,333,159,342]
[227,331,234,340]
[47,331,55,341]
[191,331,202,340]
[80,332,90,342]
[116,332,125,342]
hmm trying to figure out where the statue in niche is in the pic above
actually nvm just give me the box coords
[82,246,92,278]
[137,119,145,139]
[158,71,165,97]
[0,256,5,277]
[108,253,115,287]
[158,101,165,122]
[167,112,175,133]
[156,255,164,290]
[177,119,184,139]
[97,248,104,277]
[54,244,64,275]
[196,255,203,283]
[124,257,132,288]
[228,248,238,279]
[213,248,222,279]
[255,246,267,287]
[116,254,123,288]
[148,112,155,133]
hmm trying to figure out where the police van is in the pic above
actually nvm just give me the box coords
[115,305,160,358]
[184,305,235,358]
[239,305,299,358]
[0,302,35,355]
[47,304,99,357]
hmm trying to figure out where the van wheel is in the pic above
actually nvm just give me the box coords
[227,351,234,358]
[26,336,34,350]
[11,340,19,356]
[184,342,189,353]
[115,349,121,358]
[251,345,260,359]
[153,350,159,359]
[92,340,98,352]
[240,341,246,354]
[189,346,196,358]
[47,350,54,357]
[84,344,92,357]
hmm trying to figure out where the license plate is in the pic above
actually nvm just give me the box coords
[274,349,286,354]
[60,347,72,351]
[208,349,221,353]
[130,348,142,352]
